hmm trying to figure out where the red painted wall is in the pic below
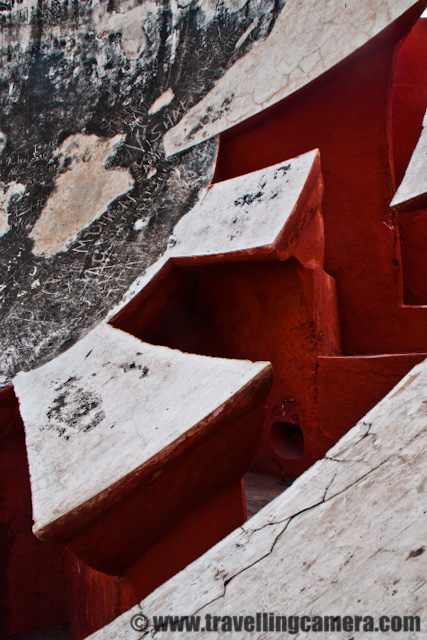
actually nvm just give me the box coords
[0,387,67,638]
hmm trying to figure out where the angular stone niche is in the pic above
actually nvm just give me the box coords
[110,150,341,477]
[112,257,339,474]
[13,324,272,578]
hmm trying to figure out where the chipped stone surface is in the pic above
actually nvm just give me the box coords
[0,130,6,155]
[164,0,422,155]
[391,110,427,211]
[88,357,427,639]
[13,324,271,537]
[0,0,284,386]
[30,134,134,257]
[0,181,25,237]
[93,3,154,60]
[149,89,176,115]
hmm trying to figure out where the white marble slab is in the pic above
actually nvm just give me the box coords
[168,151,318,257]
[108,149,319,320]
[88,356,427,639]
[391,110,427,211]
[13,324,270,537]
[164,0,421,156]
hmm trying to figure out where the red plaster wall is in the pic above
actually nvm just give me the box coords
[66,553,135,640]
[203,8,427,476]
[125,481,246,604]
[0,388,67,638]
[392,18,427,186]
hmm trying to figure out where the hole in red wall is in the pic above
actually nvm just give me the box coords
[270,421,304,459]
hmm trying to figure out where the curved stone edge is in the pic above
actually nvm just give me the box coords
[163,0,423,156]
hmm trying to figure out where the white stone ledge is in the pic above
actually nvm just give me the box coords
[14,324,271,539]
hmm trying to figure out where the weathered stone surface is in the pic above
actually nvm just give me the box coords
[30,133,134,257]
[0,180,25,237]
[148,89,175,116]
[0,129,6,155]
[391,109,427,211]
[163,0,423,156]
[0,0,283,387]
[88,357,427,639]
[92,2,154,60]
[13,323,271,540]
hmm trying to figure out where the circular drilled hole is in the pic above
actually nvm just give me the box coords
[271,421,304,459]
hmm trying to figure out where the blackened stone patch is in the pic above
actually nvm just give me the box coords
[121,361,149,378]
[46,377,105,440]
[234,191,264,206]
